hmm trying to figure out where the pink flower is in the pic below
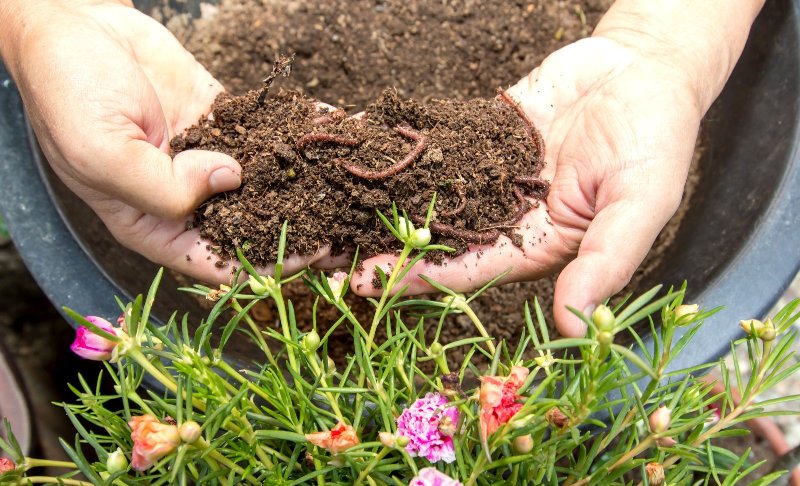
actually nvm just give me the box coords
[70,316,118,361]
[409,467,462,486]
[0,457,15,473]
[305,422,359,453]
[479,366,529,445]
[129,415,180,471]
[396,393,459,464]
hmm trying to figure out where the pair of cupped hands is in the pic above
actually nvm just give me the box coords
[9,1,703,337]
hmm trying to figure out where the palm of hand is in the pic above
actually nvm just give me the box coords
[352,37,702,336]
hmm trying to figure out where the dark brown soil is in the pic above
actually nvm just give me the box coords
[173,87,547,267]
[160,0,700,349]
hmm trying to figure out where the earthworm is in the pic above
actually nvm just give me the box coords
[296,132,360,150]
[514,175,550,199]
[438,185,467,218]
[340,125,427,180]
[497,88,546,160]
[312,109,346,126]
[409,215,500,244]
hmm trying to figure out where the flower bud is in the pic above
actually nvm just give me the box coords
[396,217,415,239]
[106,448,128,473]
[179,420,202,444]
[545,407,569,430]
[674,304,699,324]
[739,319,764,336]
[649,406,671,433]
[0,457,16,473]
[410,227,432,248]
[534,351,554,369]
[645,462,665,486]
[395,435,411,447]
[70,316,120,361]
[758,318,777,342]
[302,330,321,353]
[429,342,443,357]
[592,305,615,332]
[248,274,277,296]
[597,331,614,346]
[379,432,396,448]
[325,272,348,304]
[325,356,337,377]
[512,434,534,454]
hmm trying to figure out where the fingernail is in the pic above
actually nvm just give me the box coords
[209,167,241,193]
[582,304,596,317]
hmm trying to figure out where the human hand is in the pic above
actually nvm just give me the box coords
[1,1,348,283]
[350,36,705,336]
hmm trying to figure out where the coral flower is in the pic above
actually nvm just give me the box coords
[129,415,180,471]
[70,316,118,361]
[409,467,462,486]
[479,366,529,446]
[396,392,459,463]
[0,457,15,473]
[305,422,359,453]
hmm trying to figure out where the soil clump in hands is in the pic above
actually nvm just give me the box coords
[171,87,548,268]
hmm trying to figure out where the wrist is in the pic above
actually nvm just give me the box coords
[593,0,765,115]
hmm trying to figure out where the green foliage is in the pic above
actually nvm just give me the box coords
[1,218,799,485]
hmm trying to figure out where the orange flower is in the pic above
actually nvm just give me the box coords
[305,422,359,453]
[129,415,181,471]
[0,457,15,473]
[479,366,529,446]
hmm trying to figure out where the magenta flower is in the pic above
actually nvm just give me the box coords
[409,467,462,486]
[396,392,459,463]
[70,316,119,361]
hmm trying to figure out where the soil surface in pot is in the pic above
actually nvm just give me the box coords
[160,0,701,352]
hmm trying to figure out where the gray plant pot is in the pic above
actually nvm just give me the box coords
[0,341,32,457]
[0,0,799,373]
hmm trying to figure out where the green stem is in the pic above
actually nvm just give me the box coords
[465,454,488,486]
[272,291,299,373]
[17,478,92,486]
[127,347,206,412]
[569,436,655,486]
[454,299,496,355]
[365,246,413,352]
[194,438,258,485]
[306,354,345,421]
[24,459,77,469]
[231,300,278,369]
[353,448,390,486]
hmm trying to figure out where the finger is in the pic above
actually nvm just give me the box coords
[94,145,242,220]
[552,192,680,337]
[350,205,562,297]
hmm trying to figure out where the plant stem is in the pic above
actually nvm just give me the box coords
[272,291,299,373]
[465,453,488,486]
[127,347,206,412]
[569,436,655,486]
[452,299,496,355]
[306,354,345,421]
[231,300,278,369]
[194,438,258,485]
[24,459,77,469]
[365,246,413,352]
[353,448,390,486]
[17,477,92,486]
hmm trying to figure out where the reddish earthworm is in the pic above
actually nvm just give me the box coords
[514,175,550,199]
[497,88,546,160]
[409,215,500,245]
[296,132,360,150]
[340,125,428,180]
[312,109,346,126]
[438,185,467,218]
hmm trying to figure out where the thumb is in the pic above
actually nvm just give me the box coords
[100,141,241,219]
[553,193,679,337]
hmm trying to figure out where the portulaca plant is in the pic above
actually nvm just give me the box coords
[0,204,799,485]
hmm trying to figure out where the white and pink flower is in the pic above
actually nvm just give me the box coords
[396,393,459,464]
